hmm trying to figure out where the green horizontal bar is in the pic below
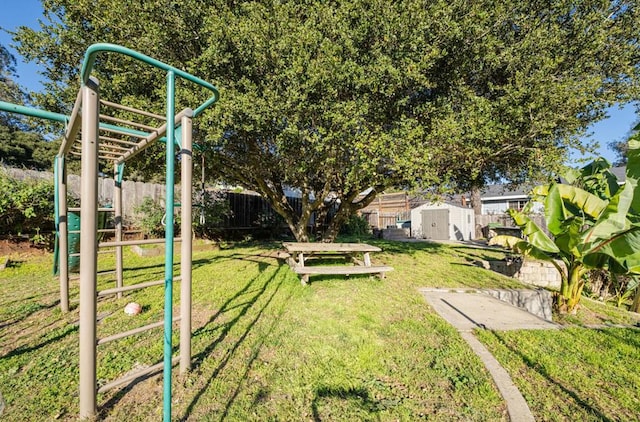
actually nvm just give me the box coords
[81,43,219,115]
[100,122,150,138]
[0,101,68,123]
[0,101,153,138]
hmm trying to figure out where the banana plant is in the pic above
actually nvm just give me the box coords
[490,139,640,313]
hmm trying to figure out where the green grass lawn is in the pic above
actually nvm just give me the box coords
[0,238,638,421]
[475,328,640,421]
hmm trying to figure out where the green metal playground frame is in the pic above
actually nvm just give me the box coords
[0,43,219,421]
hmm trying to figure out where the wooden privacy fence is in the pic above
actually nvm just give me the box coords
[3,167,302,231]
[221,192,302,229]
[361,211,399,229]
[4,166,165,222]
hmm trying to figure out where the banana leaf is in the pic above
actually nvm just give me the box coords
[626,138,640,214]
[584,139,640,243]
[584,225,640,274]
[554,217,584,257]
[489,234,566,277]
[578,157,620,199]
[583,181,633,243]
[555,184,607,219]
[544,184,566,236]
[506,209,560,253]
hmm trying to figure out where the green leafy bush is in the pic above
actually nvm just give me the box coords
[134,197,167,238]
[491,141,640,313]
[0,169,55,236]
[340,214,371,236]
[193,190,231,239]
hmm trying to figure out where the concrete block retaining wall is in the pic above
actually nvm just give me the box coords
[478,259,562,290]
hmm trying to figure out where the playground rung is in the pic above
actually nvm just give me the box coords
[99,238,182,248]
[97,356,179,394]
[68,207,115,212]
[99,113,160,132]
[97,276,181,297]
[97,142,131,152]
[97,316,181,346]
[99,99,166,121]
[69,269,117,280]
[98,135,140,146]
[99,124,150,139]
[99,153,125,160]
[70,251,113,256]
[69,229,116,234]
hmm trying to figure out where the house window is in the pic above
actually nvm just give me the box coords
[508,200,528,211]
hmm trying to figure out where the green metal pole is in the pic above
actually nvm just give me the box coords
[0,100,67,123]
[163,70,176,422]
[53,155,59,271]
[114,163,125,299]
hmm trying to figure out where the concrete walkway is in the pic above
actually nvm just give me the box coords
[420,289,559,422]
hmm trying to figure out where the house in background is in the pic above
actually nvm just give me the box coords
[477,166,626,215]
[477,184,543,214]
[358,167,626,241]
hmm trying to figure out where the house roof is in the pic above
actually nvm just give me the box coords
[480,184,533,200]
[611,166,626,182]
[479,166,627,200]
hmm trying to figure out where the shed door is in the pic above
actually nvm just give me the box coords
[421,209,449,240]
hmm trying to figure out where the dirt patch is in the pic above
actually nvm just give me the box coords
[0,238,49,258]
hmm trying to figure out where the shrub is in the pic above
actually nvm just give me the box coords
[0,169,55,236]
[134,197,167,238]
[193,190,231,239]
[340,214,371,236]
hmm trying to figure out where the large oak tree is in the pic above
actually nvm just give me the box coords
[13,0,640,240]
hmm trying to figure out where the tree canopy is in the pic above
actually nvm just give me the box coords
[0,43,54,170]
[1,43,28,128]
[13,0,640,240]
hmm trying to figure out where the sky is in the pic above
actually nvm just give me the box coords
[1,0,638,166]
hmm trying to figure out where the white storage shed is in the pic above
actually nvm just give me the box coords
[410,203,475,241]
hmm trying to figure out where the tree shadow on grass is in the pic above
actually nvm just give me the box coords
[311,385,383,421]
[179,263,289,421]
[0,297,61,331]
[0,323,77,361]
[596,327,640,349]
[98,259,290,420]
[485,331,615,422]
[371,239,444,256]
[0,287,60,308]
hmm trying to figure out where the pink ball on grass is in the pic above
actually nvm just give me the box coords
[124,302,142,315]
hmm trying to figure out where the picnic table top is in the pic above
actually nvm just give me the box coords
[282,242,381,253]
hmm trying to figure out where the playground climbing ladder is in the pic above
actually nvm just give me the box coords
[0,43,219,421]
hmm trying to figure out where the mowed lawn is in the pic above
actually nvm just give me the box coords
[0,239,638,421]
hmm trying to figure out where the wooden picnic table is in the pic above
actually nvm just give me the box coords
[282,242,393,285]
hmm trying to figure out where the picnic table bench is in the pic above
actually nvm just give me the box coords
[283,242,393,285]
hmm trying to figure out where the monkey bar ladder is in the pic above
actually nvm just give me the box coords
[0,43,219,422]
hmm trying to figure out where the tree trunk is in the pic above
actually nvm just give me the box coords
[470,186,482,239]
[283,205,314,242]
[557,264,585,313]
[321,203,352,242]
[631,285,640,313]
